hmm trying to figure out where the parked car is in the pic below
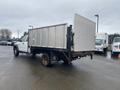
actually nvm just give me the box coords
[0,41,8,45]
[7,40,12,46]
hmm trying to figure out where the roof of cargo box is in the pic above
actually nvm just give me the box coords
[28,14,95,32]
[29,23,68,31]
[74,14,95,25]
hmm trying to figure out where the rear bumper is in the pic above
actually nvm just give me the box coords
[95,48,104,52]
[72,51,94,60]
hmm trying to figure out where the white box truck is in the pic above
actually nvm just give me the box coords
[112,37,120,55]
[13,14,95,66]
[95,33,109,54]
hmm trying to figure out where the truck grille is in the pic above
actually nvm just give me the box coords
[114,46,118,48]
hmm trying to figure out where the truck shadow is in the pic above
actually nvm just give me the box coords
[94,52,106,56]
[13,55,97,90]
[13,54,73,67]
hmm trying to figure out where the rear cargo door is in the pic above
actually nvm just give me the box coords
[73,14,96,52]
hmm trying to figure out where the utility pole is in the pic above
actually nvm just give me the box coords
[17,30,19,39]
[94,14,99,33]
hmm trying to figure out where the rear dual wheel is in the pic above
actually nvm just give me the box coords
[41,54,51,67]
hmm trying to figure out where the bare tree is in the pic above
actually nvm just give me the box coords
[0,29,12,39]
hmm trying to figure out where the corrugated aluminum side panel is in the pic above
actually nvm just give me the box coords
[29,30,35,46]
[42,28,49,47]
[56,25,66,48]
[29,24,67,49]
[48,27,56,47]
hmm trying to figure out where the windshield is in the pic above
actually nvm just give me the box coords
[113,37,120,43]
[21,35,28,42]
[95,39,103,45]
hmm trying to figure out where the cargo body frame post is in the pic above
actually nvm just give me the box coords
[66,25,73,63]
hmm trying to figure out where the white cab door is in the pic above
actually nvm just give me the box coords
[19,35,28,52]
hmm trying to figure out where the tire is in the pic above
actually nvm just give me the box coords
[41,54,51,67]
[14,47,19,57]
[103,48,107,56]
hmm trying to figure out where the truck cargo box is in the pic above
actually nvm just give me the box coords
[28,14,95,52]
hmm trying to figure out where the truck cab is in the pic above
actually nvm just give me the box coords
[95,33,108,54]
[13,34,28,56]
[112,37,120,55]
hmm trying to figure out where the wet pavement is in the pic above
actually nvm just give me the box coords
[0,46,120,90]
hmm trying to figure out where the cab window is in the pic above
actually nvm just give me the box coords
[21,35,28,42]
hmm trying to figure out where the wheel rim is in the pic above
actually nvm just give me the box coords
[42,56,49,66]
[43,59,48,66]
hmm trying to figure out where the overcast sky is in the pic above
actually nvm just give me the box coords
[0,0,119,37]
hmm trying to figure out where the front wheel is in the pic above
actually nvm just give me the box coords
[13,47,19,57]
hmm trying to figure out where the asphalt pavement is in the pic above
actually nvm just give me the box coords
[0,46,120,90]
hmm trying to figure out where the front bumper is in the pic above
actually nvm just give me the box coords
[95,47,104,52]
